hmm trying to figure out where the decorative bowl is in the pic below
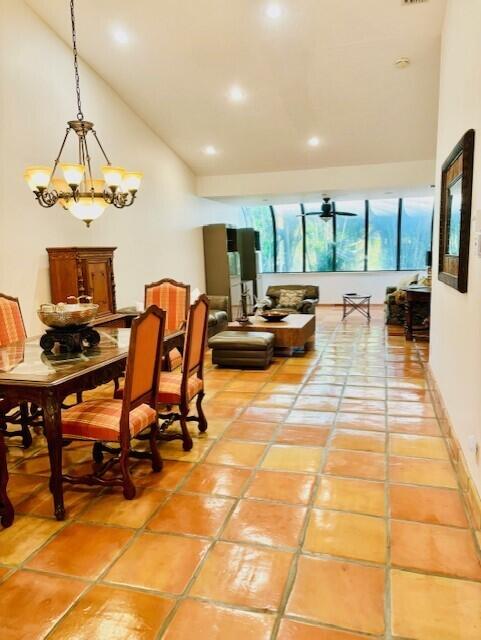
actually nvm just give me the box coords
[37,296,99,328]
[260,311,289,322]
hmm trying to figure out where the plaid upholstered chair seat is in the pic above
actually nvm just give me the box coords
[114,373,203,405]
[62,400,157,441]
[157,373,203,405]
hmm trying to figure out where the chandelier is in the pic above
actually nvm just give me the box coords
[24,0,142,226]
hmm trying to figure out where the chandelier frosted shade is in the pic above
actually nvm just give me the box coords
[24,166,52,191]
[60,163,85,187]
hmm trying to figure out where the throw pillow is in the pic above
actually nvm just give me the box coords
[278,288,306,309]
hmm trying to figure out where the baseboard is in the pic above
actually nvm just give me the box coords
[426,364,481,533]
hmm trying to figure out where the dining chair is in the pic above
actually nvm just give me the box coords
[58,306,166,501]
[156,294,209,451]
[144,278,190,371]
[0,292,40,448]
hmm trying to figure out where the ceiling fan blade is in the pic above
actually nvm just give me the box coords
[335,212,358,217]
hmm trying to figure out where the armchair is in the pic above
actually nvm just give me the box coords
[262,285,319,315]
[385,274,429,327]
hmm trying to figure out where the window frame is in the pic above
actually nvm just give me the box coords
[243,197,433,274]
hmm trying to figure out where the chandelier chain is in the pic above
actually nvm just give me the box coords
[70,0,83,121]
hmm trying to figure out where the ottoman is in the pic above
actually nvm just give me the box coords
[208,331,274,369]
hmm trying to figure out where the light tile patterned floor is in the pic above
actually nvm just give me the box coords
[1,306,481,639]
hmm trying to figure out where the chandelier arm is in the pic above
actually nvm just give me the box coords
[70,0,84,121]
[51,126,72,184]
[82,134,95,192]
[92,130,112,165]
[35,189,59,208]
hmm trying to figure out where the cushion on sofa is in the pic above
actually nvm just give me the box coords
[278,288,306,309]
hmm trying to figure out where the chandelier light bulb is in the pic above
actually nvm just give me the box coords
[121,171,143,193]
[24,166,52,191]
[60,163,85,187]
[67,195,108,227]
[101,165,125,189]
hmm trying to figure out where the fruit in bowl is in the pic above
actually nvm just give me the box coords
[260,311,289,322]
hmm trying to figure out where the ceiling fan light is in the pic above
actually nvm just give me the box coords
[24,166,52,191]
[60,163,85,187]
[101,165,125,189]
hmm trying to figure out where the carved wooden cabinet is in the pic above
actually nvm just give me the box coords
[47,247,117,316]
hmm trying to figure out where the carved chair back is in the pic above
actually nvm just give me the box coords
[119,306,166,445]
[181,295,209,395]
[144,279,190,334]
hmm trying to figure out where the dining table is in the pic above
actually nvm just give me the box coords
[0,326,184,524]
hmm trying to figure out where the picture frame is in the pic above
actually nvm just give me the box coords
[438,128,475,293]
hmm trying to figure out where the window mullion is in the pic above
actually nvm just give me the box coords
[300,203,306,272]
[270,205,277,273]
[364,200,369,271]
[397,198,403,271]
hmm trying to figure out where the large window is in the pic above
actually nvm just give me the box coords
[335,200,366,271]
[400,197,433,269]
[305,203,334,271]
[243,205,274,272]
[274,204,303,272]
[242,196,433,273]
[367,199,399,270]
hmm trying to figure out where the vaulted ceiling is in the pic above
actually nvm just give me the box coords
[27,0,447,176]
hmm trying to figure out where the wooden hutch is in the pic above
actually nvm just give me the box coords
[46,247,135,328]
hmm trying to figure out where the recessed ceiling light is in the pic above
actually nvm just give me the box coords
[111,27,130,45]
[394,57,410,69]
[203,145,218,156]
[307,136,321,147]
[228,85,246,103]
[265,3,283,19]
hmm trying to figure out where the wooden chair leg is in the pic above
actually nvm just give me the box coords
[120,447,136,500]
[19,402,33,449]
[0,432,14,528]
[196,392,208,434]
[149,424,162,472]
[180,407,193,452]
[92,441,104,463]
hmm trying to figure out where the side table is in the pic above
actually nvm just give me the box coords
[342,294,371,321]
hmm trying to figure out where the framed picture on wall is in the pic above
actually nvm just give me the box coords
[438,128,475,293]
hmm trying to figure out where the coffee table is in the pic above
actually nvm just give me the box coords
[228,314,315,355]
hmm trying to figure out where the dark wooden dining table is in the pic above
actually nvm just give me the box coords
[0,327,184,524]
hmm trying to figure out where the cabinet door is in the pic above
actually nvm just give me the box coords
[83,260,113,314]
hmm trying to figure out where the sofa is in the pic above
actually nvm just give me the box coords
[206,295,229,338]
[260,285,319,315]
[385,274,430,326]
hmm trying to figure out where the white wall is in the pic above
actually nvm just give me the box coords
[197,159,435,201]
[430,0,481,493]
[0,0,241,333]
[259,271,419,305]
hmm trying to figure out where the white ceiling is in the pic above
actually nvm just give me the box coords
[27,0,446,177]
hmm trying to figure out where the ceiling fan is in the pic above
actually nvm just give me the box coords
[303,197,358,221]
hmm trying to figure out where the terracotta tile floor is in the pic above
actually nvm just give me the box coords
[1,305,481,639]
